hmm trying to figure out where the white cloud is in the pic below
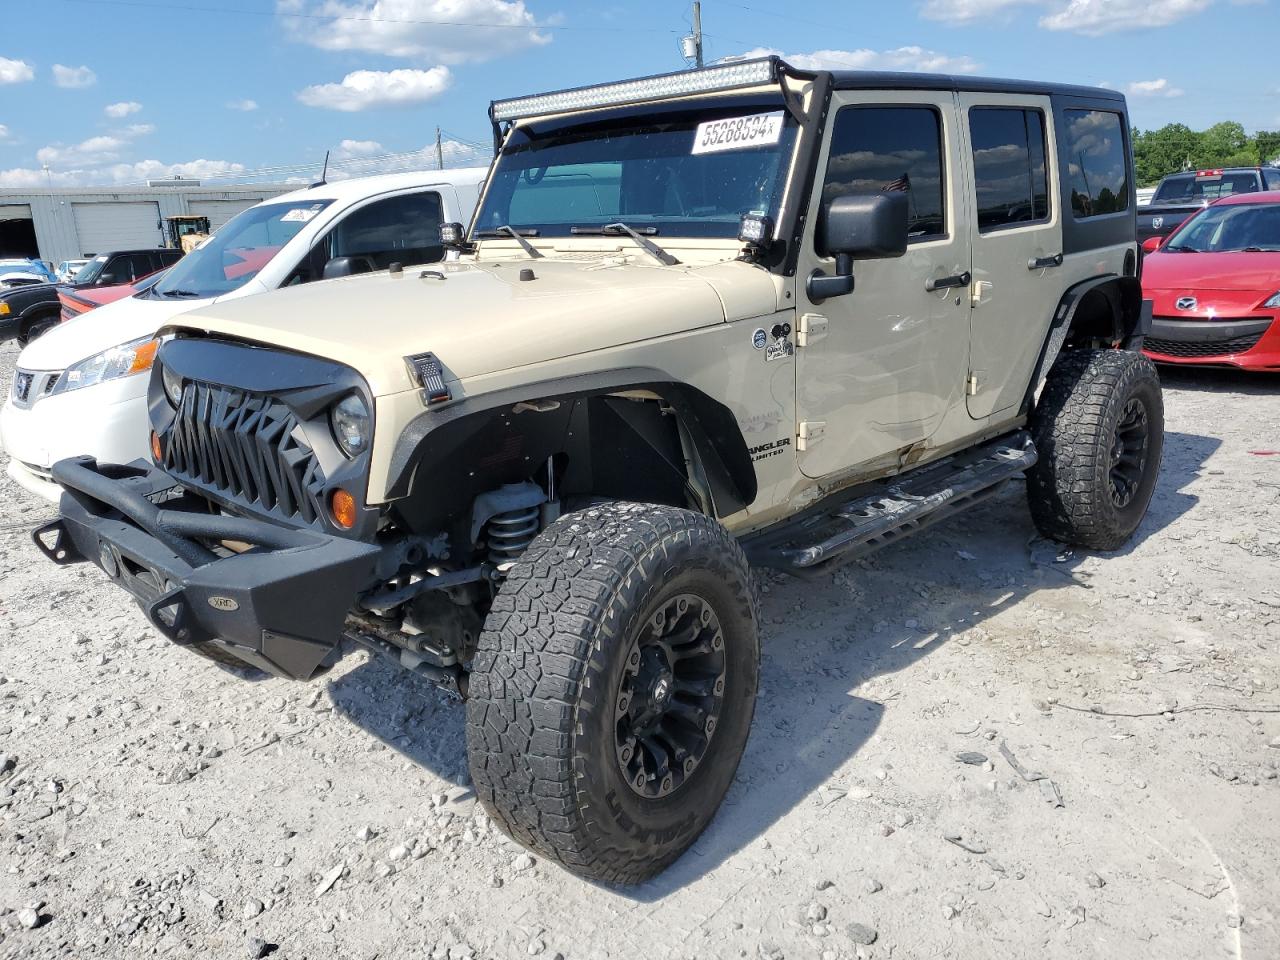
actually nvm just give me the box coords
[1125,78,1185,97]
[34,122,154,167]
[922,0,1213,33]
[227,98,259,111]
[51,64,97,88]
[737,46,980,74]
[335,138,384,158]
[297,67,452,111]
[124,123,156,137]
[920,0,1035,22]
[0,124,12,143]
[0,158,248,189]
[104,101,142,118]
[326,138,486,179]
[0,57,35,84]
[278,0,550,64]
[1039,0,1212,33]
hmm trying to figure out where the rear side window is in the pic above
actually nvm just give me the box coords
[1063,110,1129,218]
[1265,169,1280,191]
[823,105,947,241]
[969,107,1050,231]
[327,191,445,269]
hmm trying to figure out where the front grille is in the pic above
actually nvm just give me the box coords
[162,381,327,525]
[10,369,62,409]
[1145,332,1265,359]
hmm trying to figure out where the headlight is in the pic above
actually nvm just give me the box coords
[160,362,184,407]
[330,394,370,458]
[49,336,160,396]
[1264,291,1280,309]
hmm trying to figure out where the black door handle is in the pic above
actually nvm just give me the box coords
[925,271,971,292]
[1028,253,1063,270]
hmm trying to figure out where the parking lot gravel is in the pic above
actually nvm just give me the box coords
[0,338,1277,959]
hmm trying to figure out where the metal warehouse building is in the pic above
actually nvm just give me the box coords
[0,181,293,265]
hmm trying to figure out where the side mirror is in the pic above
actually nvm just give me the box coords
[99,273,118,285]
[1141,236,1163,254]
[322,255,376,280]
[808,192,909,301]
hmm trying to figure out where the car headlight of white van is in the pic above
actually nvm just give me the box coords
[49,336,161,396]
[330,394,370,458]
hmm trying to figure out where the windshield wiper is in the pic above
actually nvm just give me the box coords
[160,288,203,298]
[1163,244,1199,253]
[573,223,680,266]
[475,225,543,259]
[1239,247,1280,253]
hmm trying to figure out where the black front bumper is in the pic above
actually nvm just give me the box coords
[38,456,382,680]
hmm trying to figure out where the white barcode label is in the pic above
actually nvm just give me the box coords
[691,112,784,155]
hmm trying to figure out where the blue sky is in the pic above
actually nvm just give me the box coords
[1,0,1275,188]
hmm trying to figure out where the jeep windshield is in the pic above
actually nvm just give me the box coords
[474,97,799,240]
[150,198,334,299]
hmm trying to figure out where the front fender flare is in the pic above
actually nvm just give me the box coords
[385,367,757,518]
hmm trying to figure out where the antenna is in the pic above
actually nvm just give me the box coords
[311,150,330,188]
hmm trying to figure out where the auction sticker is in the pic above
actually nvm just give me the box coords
[692,112,784,155]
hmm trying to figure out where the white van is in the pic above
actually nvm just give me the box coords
[2,168,486,501]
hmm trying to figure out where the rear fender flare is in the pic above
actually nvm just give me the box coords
[1022,275,1148,414]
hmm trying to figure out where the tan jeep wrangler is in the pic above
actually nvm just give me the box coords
[37,58,1161,883]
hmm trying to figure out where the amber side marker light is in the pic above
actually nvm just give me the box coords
[131,339,160,375]
[331,489,357,529]
[150,431,163,463]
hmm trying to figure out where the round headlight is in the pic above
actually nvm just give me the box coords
[161,363,184,407]
[330,394,370,458]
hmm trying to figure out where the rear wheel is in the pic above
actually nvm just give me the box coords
[1026,349,1164,550]
[465,501,759,883]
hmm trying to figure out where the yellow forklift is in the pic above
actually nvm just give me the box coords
[163,215,211,254]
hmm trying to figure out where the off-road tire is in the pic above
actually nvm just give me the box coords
[466,502,759,884]
[1027,349,1163,550]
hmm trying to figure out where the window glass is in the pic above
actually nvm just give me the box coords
[151,198,333,299]
[1264,170,1280,191]
[1063,110,1129,218]
[822,106,946,241]
[127,254,154,280]
[475,101,799,239]
[1152,172,1261,204]
[326,191,444,269]
[970,108,1050,231]
[1164,202,1280,253]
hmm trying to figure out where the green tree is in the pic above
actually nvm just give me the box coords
[1256,131,1280,165]
[1133,124,1201,185]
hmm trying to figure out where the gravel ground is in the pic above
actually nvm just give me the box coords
[0,338,1277,960]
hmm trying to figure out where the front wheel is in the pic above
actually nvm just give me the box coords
[465,502,759,884]
[1026,349,1164,550]
[18,314,58,347]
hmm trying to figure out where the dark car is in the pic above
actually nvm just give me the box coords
[0,248,183,346]
[1138,166,1280,245]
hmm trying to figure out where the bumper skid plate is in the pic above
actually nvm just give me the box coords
[41,456,382,680]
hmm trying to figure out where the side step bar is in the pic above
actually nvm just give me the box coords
[745,431,1036,577]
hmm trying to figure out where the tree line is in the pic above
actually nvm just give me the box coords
[1133,122,1280,186]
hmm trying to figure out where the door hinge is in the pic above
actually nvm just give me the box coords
[965,373,981,396]
[797,420,826,451]
[797,312,828,347]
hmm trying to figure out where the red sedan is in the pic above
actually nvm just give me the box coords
[1141,190,1280,370]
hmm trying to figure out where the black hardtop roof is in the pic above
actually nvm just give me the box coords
[825,67,1123,102]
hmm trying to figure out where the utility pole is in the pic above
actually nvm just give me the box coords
[435,127,444,170]
[691,2,704,69]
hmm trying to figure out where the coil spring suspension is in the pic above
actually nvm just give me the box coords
[486,504,540,567]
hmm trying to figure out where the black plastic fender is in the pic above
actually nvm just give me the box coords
[385,367,758,519]
[1021,274,1148,415]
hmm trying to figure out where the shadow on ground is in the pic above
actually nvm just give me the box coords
[327,430,1219,897]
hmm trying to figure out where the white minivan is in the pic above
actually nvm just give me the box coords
[2,168,486,501]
